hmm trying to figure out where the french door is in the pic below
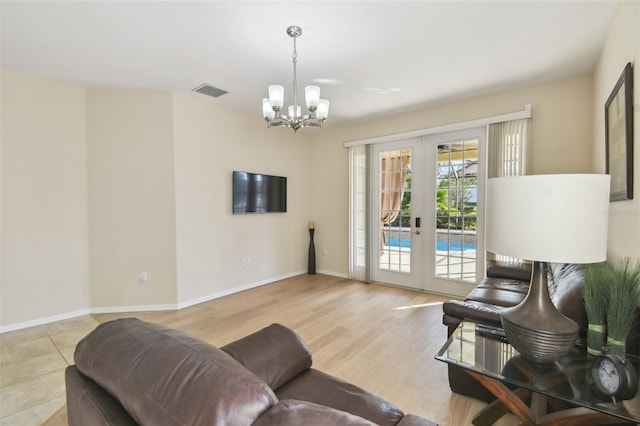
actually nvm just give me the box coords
[423,128,485,296]
[370,139,424,289]
[369,129,485,297]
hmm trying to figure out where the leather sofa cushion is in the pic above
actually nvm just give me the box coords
[222,323,312,390]
[275,368,404,426]
[548,263,587,330]
[486,260,532,281]
[74,318,277,426]
[253,399,377,425]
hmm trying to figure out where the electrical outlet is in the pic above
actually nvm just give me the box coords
[247,257,252,266]
[138,272,148,283]
[323,249,328,256]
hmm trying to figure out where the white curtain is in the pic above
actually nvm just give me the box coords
[487,118,529,178]
[487,118,530,262]
[348,145,368,281]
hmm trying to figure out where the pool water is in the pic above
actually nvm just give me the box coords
[386,237,476,251]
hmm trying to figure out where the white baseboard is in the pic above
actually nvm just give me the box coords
[317,269,348,279]
[0,308,91,334]
[176,270,305,309]
[0,270,348,333]
[90,304,178,314]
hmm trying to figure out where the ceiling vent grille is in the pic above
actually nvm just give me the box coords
[192,83,228,98]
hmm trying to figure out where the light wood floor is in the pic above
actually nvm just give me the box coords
[8,274,518,425]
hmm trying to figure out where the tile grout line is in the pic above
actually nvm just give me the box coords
[46,331,72,367]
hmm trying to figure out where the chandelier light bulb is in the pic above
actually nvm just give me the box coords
[288,105,301,119]
[305,86,320,108]
[316,99,330,120]
[268,85,284,109]
[262,98,275,119]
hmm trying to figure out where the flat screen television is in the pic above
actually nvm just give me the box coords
[233,171,287,214]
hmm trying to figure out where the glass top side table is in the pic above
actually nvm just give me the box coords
[436,321,640,425]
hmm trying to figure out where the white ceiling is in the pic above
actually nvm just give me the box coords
[1,1,618,127]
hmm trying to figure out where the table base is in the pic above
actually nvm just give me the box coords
[466,370,631,426]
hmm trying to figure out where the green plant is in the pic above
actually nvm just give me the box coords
[606,257,640,356]
[583,262,610,355]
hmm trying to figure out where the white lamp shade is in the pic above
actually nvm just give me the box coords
[305,86,320,108]
[262,98,275,119]
[268,85,284,108]
[485,174,610,264]
[288,105,301,118]
[316,99,330,120]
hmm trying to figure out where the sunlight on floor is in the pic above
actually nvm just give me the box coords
[394,301,444,310]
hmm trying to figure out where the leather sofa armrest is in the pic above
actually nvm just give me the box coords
[65,366,136,426]
[275,368,404,426]
[442,300,503,329]
[222,323,312,390]
[252,399,378,426]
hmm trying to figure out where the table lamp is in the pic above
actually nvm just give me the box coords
[485,174,610,363]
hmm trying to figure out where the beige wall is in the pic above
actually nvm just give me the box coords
[87,89,178,309]
[593,0,640,262]
[310,76,595,275]
[1,70,90,326]
[172,92,312,304]
[0,70,316,329]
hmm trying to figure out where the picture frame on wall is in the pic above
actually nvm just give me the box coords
[605,62,633,201]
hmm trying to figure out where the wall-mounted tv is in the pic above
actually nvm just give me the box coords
[233,171,287,214]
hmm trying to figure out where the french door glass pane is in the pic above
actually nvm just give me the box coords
[435,140,478,283]
[378,149,412,273]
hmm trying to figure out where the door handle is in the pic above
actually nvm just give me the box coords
[413,230,421,235]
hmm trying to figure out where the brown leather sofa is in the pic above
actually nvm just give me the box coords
[66,318,436,426]
[441,260,588,402]
[442,260,640,403]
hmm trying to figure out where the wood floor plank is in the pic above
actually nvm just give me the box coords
[80,274,518,425]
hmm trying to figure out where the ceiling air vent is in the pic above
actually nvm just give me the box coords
[192,83,228,98]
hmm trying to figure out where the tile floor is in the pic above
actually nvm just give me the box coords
[0,315,99,425]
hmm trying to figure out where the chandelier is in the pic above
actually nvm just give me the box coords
[262,26,330,132]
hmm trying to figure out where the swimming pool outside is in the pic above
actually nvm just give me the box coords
[386,237,476,251]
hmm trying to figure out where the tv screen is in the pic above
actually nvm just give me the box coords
[233,171,287,214]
